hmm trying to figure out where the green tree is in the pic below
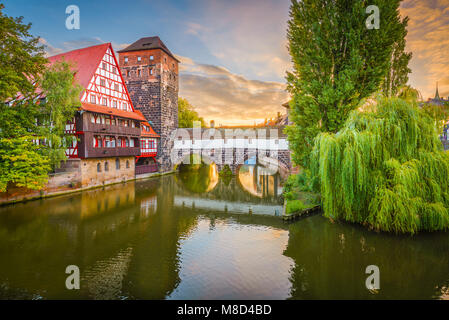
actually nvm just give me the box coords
[178,97,206,128]
[0,3,46,102]
[311,97,449,234]
[0,5,81,192]
[382,18,412,97]
[38,60,82,170]
[285,0,409,168]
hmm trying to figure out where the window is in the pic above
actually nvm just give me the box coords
[150,55,154,60]
[127,70,130,77]
[102,62,107,70]
[91,115,95,123]
[113,100,117,108]
[93,136,102,148]
[112,66,117,74]
[125,139,129,147]
[149,68,153,75]
[114,84,119,91]
[124,120,128,127]
[126,160,130,168]
[90,95,96,104]
[102,98,107,106]
[104,136,115,148]
[137,56,141,62]
[131,121,135,128]
[95,115,101,124]
[104,162,109,172]
[130,139,135,147]
[100,115,105,124]
[100,79,105,87]
[116,158,120,170]
[124,57,128,63]
[123,103,127,110]
[138,69,141,77]
[97,163,101,172]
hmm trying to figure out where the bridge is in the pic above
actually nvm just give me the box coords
[169,126,291,176]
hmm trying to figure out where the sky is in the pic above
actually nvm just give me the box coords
[3,0,449,125]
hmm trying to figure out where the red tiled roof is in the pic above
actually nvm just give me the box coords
[141,121,160,138]
[134,110,159,137]
[81,102,146,121]
[48,43,110,89]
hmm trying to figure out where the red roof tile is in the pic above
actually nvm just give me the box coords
[48,43,110,89]
[81,102,146,121]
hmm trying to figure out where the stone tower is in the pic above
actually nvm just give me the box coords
[118,37,179,172]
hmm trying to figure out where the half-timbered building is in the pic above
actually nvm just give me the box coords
[48,43,149,186]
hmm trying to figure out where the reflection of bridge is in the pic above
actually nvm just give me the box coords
[173,174,283,216]
[171,127,291,175]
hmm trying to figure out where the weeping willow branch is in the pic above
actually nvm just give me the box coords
[311,97,449,234]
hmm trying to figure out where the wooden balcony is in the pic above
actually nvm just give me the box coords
[85,146,140,158]
[82,122,141,136]
[136,163,158,175]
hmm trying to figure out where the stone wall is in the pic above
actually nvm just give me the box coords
[119,48,179,173]
[79,157,135,187]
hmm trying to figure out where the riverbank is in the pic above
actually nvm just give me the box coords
[0,170,176,206]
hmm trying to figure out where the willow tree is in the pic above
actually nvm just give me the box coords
[311,97,449,234]
[285,0,409,168]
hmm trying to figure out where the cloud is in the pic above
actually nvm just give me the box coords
[177,55,289,126]
[180,0,291,82]
[401,0,449,99]
[39,37,129,57]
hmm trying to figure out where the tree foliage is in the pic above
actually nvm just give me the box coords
[38,60,82,169]
[382,18,412,97]
[310,97,449,234]
[0,3,46,102]
[178,97,205,128]
[285,0,409,168]
[0,4,81,192]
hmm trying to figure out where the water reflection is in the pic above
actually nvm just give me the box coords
[0,169,449,299]
[238,164,283,198]
[177,162,219,193]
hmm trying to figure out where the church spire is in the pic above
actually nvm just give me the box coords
[435,81,441,100]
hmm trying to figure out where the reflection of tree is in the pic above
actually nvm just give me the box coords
[284,215,449,299]
[177,163,218,193]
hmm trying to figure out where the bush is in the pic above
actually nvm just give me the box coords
[311,97,449,234]
[286,200,305,215]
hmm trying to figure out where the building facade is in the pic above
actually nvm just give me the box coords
[118,37,179,172]
[49,43,148,187]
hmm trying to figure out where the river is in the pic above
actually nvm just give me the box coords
[0,163,448,299]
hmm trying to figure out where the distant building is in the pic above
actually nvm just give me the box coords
[118,37,179,172]
[425,82,449,106]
